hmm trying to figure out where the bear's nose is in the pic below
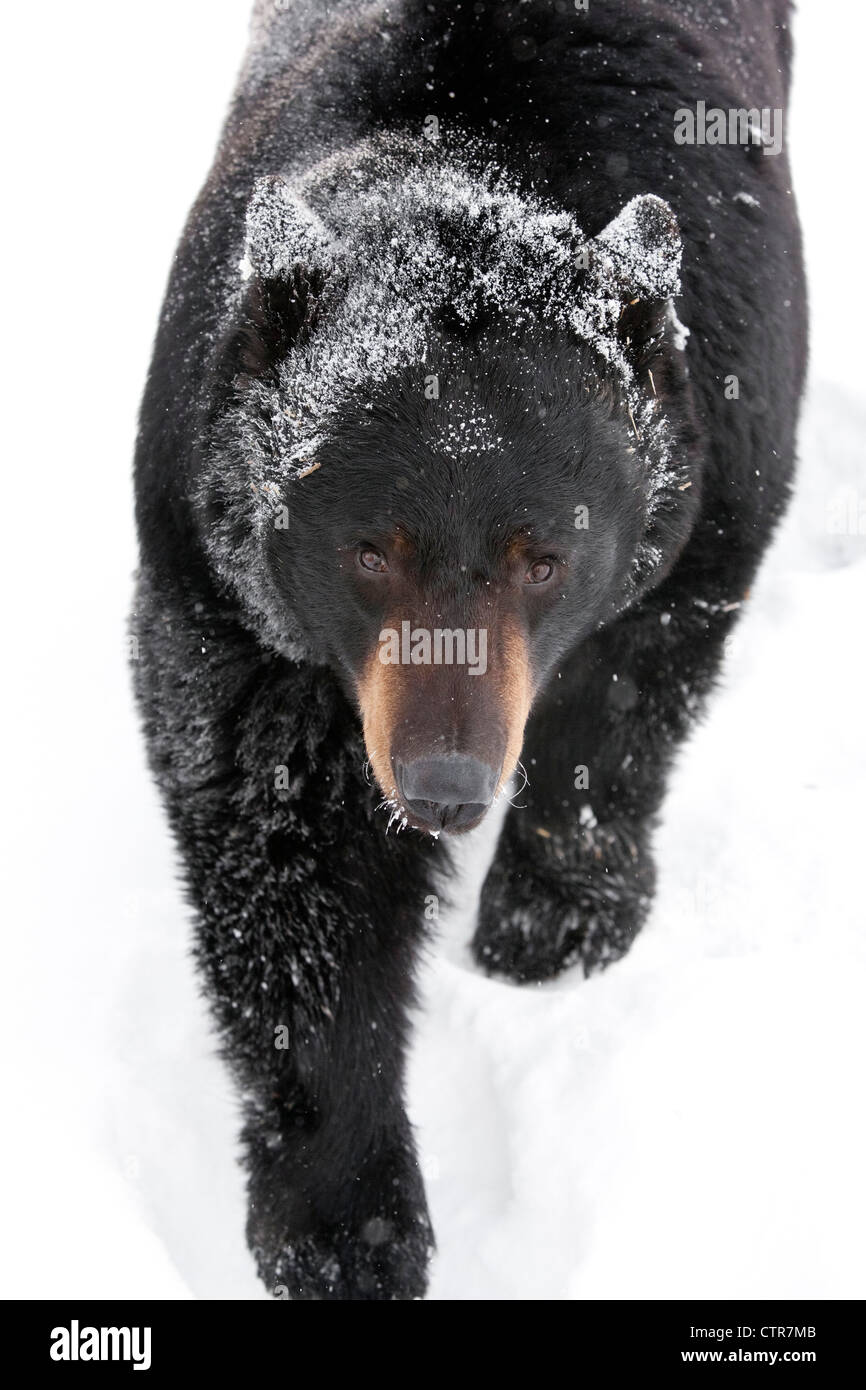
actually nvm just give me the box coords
[397,754,499,832]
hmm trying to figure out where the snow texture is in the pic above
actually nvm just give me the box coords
[234,140,681,483]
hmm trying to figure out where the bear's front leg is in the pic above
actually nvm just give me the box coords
[210,764,439,1300]
[473,578,740,983]
[475,804,657,983]
[241,920,436,1302]
[135,599,441,1299]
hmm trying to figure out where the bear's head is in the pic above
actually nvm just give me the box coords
[197,149,701,834]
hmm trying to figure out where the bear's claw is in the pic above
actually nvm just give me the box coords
[256,1218,434,1301]
[472,821,655,983]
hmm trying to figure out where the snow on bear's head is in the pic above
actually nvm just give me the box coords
[195,146,698,828]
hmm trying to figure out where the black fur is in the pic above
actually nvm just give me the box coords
[132,0,806,1299]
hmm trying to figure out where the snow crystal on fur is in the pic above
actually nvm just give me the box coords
[240,175,334,282]
[572,195,682,377]
[236,138,683,488]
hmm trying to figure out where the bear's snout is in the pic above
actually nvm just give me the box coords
[396,753,499,834]
[357,612,532,833]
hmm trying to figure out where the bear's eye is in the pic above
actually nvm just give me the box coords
[525,559,555,585]
[358,546,389,574]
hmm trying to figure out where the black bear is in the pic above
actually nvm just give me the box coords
[133,0,806,1299]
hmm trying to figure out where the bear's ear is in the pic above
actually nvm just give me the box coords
[241,174,333,283]
[227,268,326,386]
[226,176,333,385]
[615,294,671,371]
[574,195,682,370]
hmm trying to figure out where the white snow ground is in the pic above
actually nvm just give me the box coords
[1,1,864,1300]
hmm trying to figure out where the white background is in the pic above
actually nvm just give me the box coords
[1,1,864,1299]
